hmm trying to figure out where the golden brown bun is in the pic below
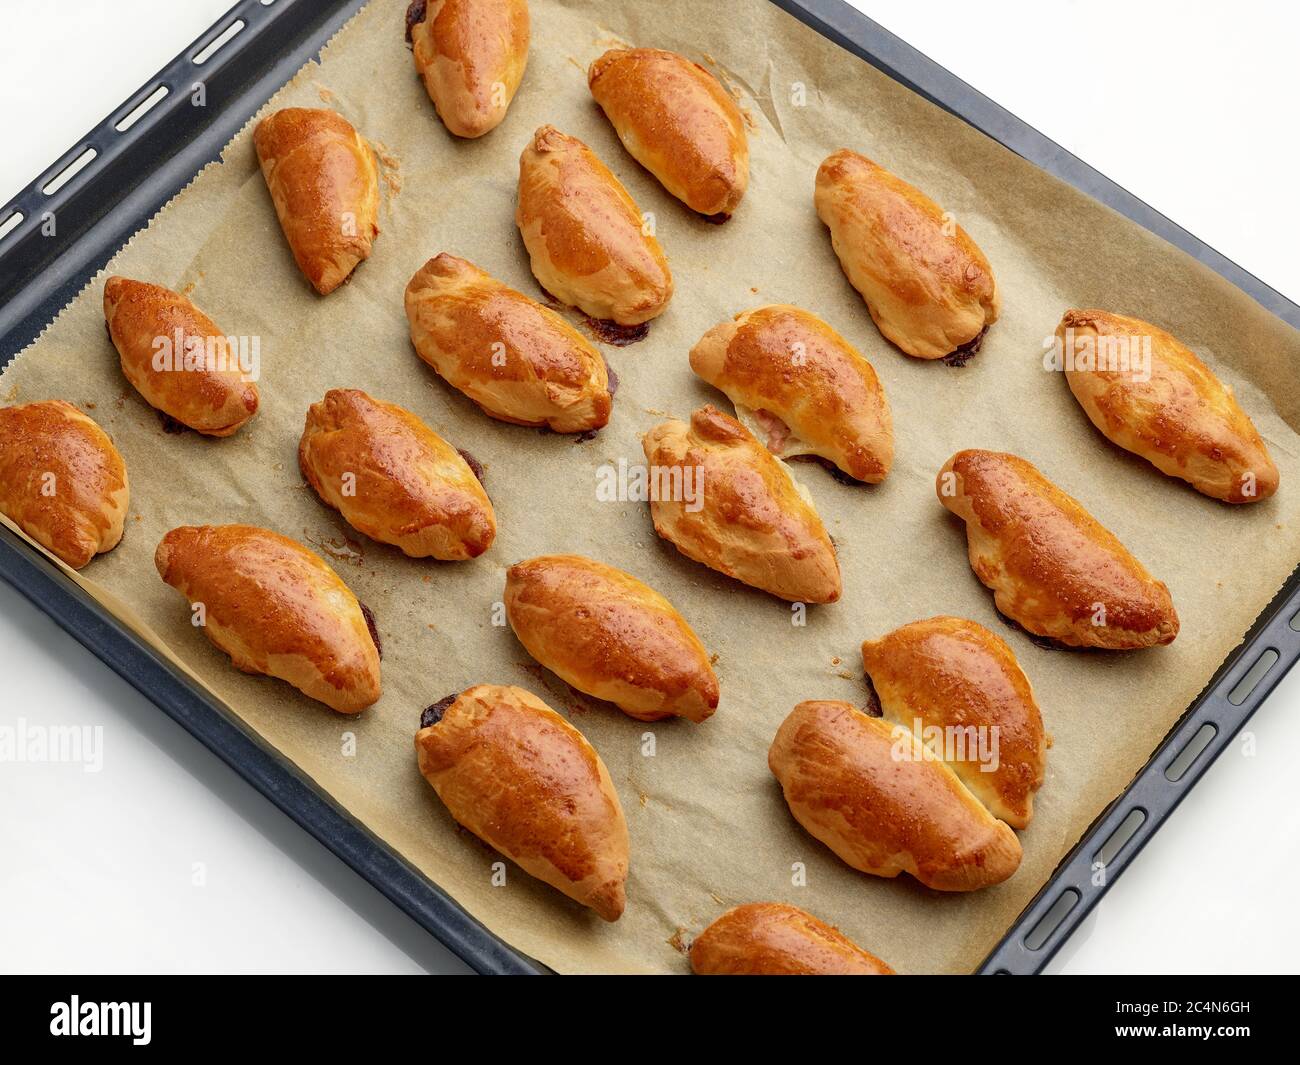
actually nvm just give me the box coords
[299,389,495,560]
[588,47,748,217]
[516,125,672,325]
[861,616,1046,829]
[641,405,841,604]
[814,149,998,359]
[404,253,611,432]
[1057,309,1279,504]
[689,902,894,975]
[0,401,129,569]
[937,449,1178,649]
[689,304,893,482]
[253,107,380,295]
[769,700,1022,891]
[504,554,718,722]
[415,684,629,920]
[103,277,259,437]
[154,524,382,713]
[409,0,530,138]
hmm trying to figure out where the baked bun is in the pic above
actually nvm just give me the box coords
[516,125,672,326]
[769,700,1022,891]
[155,524,382,713]
[689,304,893,482]
[299,388,495,559]
[641,405,840,603]
[1057,309,1279,503]
[588,47,748,218]
[504,554,718,722]
[408,0,530,138]
[861,616,1046,828]
[415,683,629,920]
[404,253,611,432]
[689,902,894,975]
[0,400,129,569]
[814,149,997,359]
[937,449,1178,649]
[253,107,380,295]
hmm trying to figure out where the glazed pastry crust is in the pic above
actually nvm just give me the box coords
[155,524,382,713]
[299,389,495,560]
[862,616,1046,828]
[1058,309,1279,504]
[588,47,749,217]
[103,277,259,437]
[641,405,841,604]
[0,401,129,569]
[415,684,629,920]
[409,0,530,138]
[253,107,380,295]
[689,304,893,482]
[690,903,894,975]
[814,149,998,359]
[516,125,673,325]
[404,253,611,432]
[937,449,1179,649]
[769,700,1022,892]
[505,554,719,722]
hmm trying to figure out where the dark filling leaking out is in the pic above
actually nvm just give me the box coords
[791,454,864,487]
[359,601,383,658]
[404,0,427,42]
[699,211,730,225]
[420,693,458,729]
[604,359,620,398]
[159,412,187,434]
[586,316,649,346]
[457,448,485,484]
[993,605,1075,652]
[942,325,989,367]
[861,672,884,717]
[574,429,599,444]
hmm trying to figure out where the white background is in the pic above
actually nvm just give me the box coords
[1,0,1297,975]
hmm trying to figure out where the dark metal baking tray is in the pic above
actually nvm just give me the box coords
[1,0,1296,975]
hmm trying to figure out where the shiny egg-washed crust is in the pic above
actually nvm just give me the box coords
[253,107,380,295]
[299,389,495,560]
[504,554,719,723]
[937,449,1179,649]
[587,47,749,217]
[689,902,894,975]
[154,524,382,713]
[689,304,893,482]
[642,406,841,604]
[103,277,259,437]
[409,0,530,138]
[814,149,998,359]
[861,616,1046,828]
[769,700,1023,892]
[1058,309,1279,504]
[415,683,629,920]
[0,401,129,569]
[404,253,611,432]
[516,125,673,326]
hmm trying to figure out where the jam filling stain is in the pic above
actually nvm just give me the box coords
[404,0,427,43]
[861,672,884,717]
[790,454,864,487]
[420,693,458,728]
[943,325,989,367]
[604,359,620,398]
[159,412,187,434]
[457,448,485,484]
[699,211,730,225]
[573,429,599,444]
[993,606,1080,652]
[359,601,382,658]
[585,316,649,346]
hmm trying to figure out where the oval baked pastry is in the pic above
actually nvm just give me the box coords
[415,684,629,920]
[155,524,382,713]
[937,449,1179,649]
[1056,309,1279,504]
[103,277,259,437]
[0,401,129,569]
[641,406,841,604]
[814,149,998,359]
[690,903,894,976]
[504,554,718,722]
[516,125,673,329]
[588,47,749,219]
[299,389,495,559]
[689,304,893,482]
[769,700,1022,892]
[861,616,1046,828]
[407,0,530,138]
[404,253,612,432]
[253,107,380,295]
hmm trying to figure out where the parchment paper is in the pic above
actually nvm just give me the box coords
[3,0,1298,974]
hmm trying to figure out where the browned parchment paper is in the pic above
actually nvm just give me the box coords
[3,0,1298,974]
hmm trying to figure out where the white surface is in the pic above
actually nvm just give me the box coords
[1,0,1297,975]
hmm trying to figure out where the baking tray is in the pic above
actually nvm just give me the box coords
[1,0,1296,975]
